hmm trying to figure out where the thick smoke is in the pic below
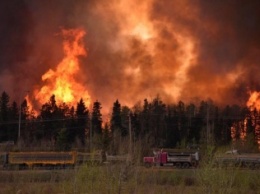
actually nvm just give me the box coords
[0,0,260,113]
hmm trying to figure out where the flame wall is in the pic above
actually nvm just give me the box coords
[0,0,260,113]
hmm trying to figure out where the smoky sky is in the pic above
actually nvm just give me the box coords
[0,0,260,112]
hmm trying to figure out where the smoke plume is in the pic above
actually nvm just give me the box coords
[0,0,260,113]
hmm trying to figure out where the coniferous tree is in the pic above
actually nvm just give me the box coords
[140,99,150,138]
[56,128,70,151]
[0,91,10,142]
[54,102,71,149]
[39,95,59,142]
[213,106,222,145]
[91,101,102,135]
[221,105,233,144]
[186,103,200,145]
[9,101,19,142]
[165,105,180,147]
[247,108,257,134]
[39,95,73,148]
[176,101,188,146]
[131,103,142,139]
[110,100,122,135]
[197,100,209,145]
[130,111,140,139]
[245,108,258,148]
[76,98,89,145]
[66,106,76,144]
[2,90,260,150]
[102,122,111,159]
[150,96,166,147]
[19,99,31,144]
[121,106,130,137]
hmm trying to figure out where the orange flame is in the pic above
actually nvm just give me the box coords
[231,90,260,148]
[34,28,91,109]
[246,91,260,148]
[246,91,260,111]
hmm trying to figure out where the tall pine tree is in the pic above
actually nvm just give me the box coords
[91,101,102,135]
[0,92,10,142]
[76,98,89,145]
[110,100,122,135]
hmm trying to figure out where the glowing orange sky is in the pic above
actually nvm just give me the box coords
[0,0,260,114]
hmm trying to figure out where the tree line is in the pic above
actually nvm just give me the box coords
[0,91,259,152]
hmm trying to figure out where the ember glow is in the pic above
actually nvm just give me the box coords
[232,91,260,147]
[33,28,91,108]
[246,91,260,111]
[246,91,260,147]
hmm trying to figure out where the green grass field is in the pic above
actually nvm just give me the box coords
[0,163,259,194]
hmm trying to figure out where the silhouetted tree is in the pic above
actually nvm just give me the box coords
[176,101,188,146]
[75,98,89,145]
[110,100,122,135]
[0,91,10,142]
[130,111,140,139]
[150,96,166,147]
[121,106,130,137]
[56,128,70,151]
[165,105,180,147]
[9,101,19,142]
[19,99,32,143]
[102,123,111,155]
[66,106,76,144]
[39,95,60,142]
[140,99,151,138]
[186,103,200,144]
[221,105,234,144]
[2,89,259,151]
[91,101,102,135]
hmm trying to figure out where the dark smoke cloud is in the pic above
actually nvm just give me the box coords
[0,1,32,65]
[0,0,33,94]
[0,0,260,112]
[191,0,260,104]
[150,0,260,105]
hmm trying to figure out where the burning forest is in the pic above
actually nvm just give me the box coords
[33,28,91,110]
[0,0,260,150]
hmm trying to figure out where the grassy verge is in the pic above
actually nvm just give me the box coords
[0,164,259,194]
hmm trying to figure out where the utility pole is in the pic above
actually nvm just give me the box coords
[18,99,22,140]
[129,113,132,152]
[128,112,132,163]
[90,110,92,152]
[206,103,210,147]
[89,101,94,152]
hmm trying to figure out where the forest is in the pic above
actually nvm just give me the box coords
[0,91,259,153]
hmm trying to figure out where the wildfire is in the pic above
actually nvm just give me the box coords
[163,34,196,101]
[231,91,260,148]
[247,91,260,147]
[34,28,91,109]
[246,91,260,111]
